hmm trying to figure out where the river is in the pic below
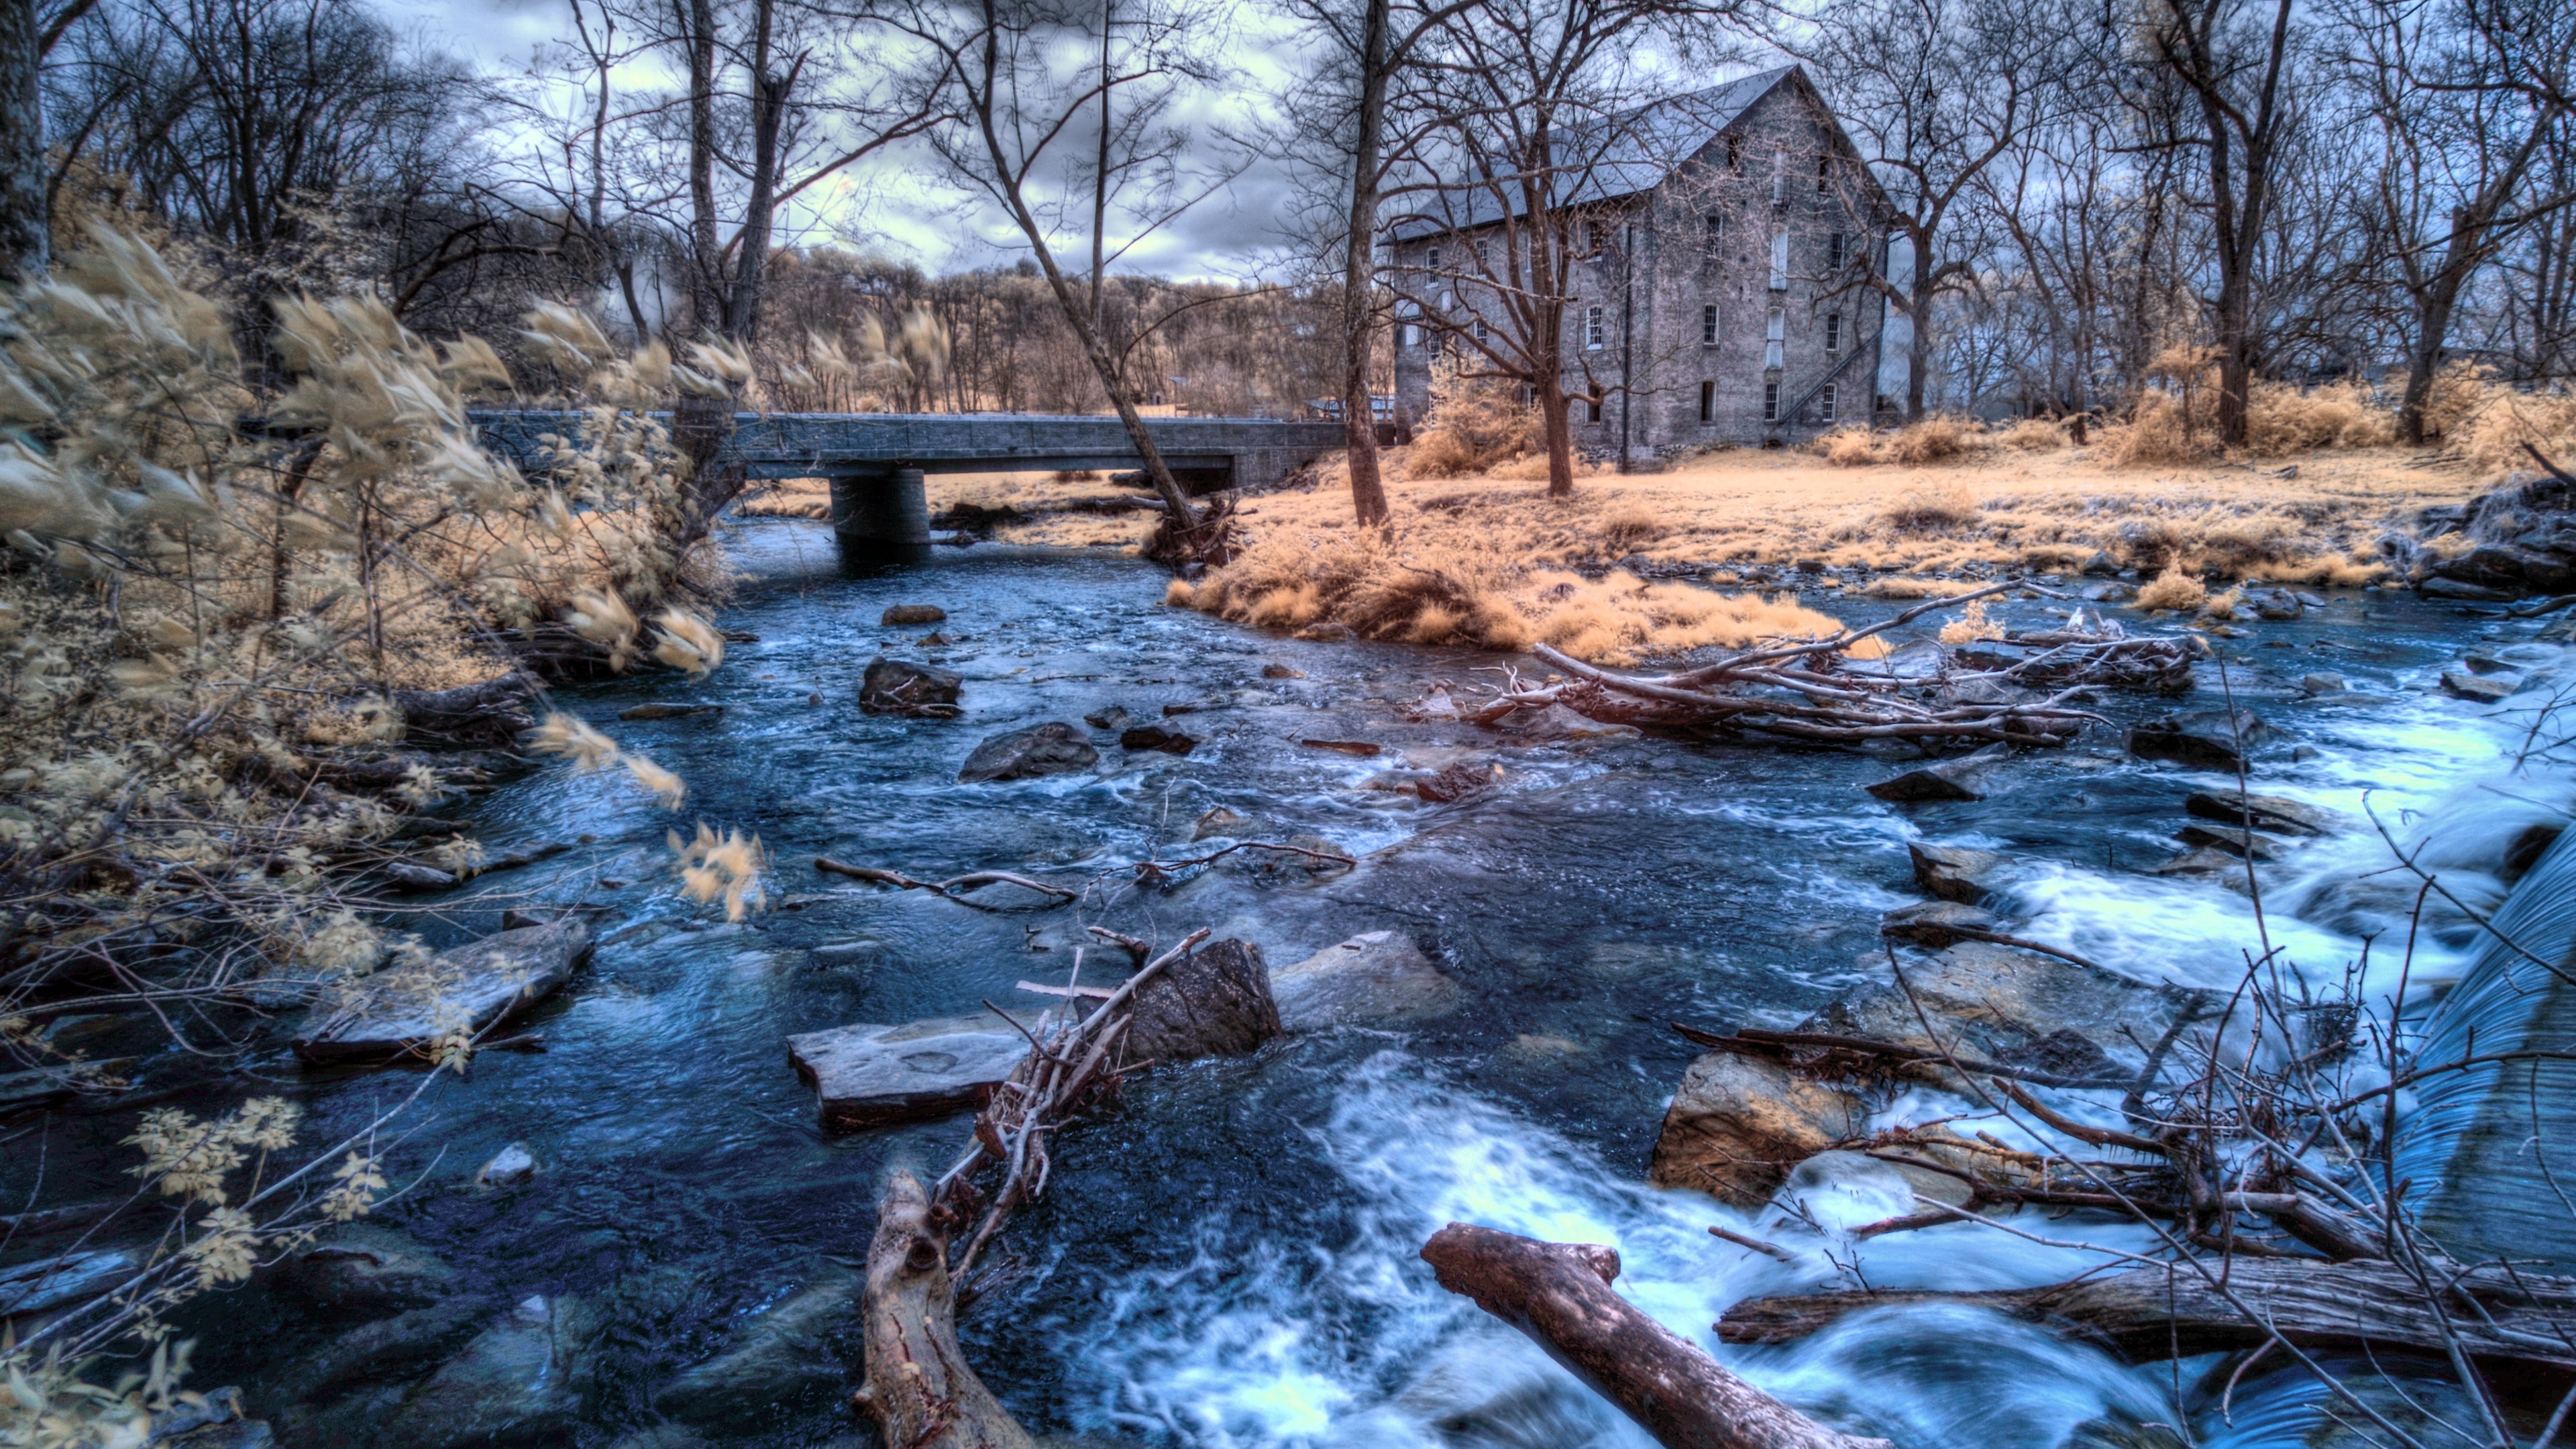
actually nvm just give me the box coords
[58,518,2576,1448]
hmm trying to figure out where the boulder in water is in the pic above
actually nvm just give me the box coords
[1269,930,1458,1030]
[2421,576,2512,602]
[2215,801,2317,859]
[1879,899,2003,947]
[787,1013,1038,1131]
[958,722,1099,782]
[1126,939,1281,1059]
[1806,941,2215,1085]
[1648,1051,1871,1208]
[2440,669,2515,703]
[2174,822,2287,860]
[1493,703,1642,743]
[880,603,947,625]
[1909,843,2006,904]
[476,1142,538,1188]
[292,920,590,1065]
[1083,704,1133,730]
[860,657,963,717]
[2128,708,2268,768]
[1119,724,1198,755]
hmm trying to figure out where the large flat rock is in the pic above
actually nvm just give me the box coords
[1269,930,1460,1030]
[292,921,590,1065]
[787,1013,1037,1132]
[1805,940,2215,1084]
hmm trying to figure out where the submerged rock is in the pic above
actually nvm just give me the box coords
[1864,744,2012,803]
[292,921,590,1065]
[1083,704,1134,730]
[1126,939,1281,1059]
[787,1014,1037,1131]
[275,1227,465,1318]
[859,657,963,717]
[1268,931,1458,1030]
[618,703,724,721]
[656,1267,863,1424]
[1648,1051,1871,1208]
[376,1293,600,1449]
[1493,703,1641,743]
[958,722,1098,782]
[880,603,947,625]
[1190,806,1248,841]
[2174,823,2286,860]
[2127,708,2269,768]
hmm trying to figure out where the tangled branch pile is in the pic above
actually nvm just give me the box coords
[1469,584,2188,747]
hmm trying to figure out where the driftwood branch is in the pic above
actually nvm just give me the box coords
[814,857,1079,908]
[1421,1224,1891,1449]
[1714,1258,2576,1371]
[853,1171,1038,1449]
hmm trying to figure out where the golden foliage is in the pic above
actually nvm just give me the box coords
[2136,567,2210,612]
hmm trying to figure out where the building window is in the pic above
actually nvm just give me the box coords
[1399,323,1415,349]
[1699,380,1715,424]
[1825,312,1841,352]
[1821,383,1838,422]
[1428,246,1442,270]
[1587,395,1603,423]
[1764,381,1780,422]
[1704,213,1722,251]
[1817,155,1830,192]
[1771,148,1785,205]
[1585,305,1604,350]
[1702,304,1719,346]
[1827,231,1847,271]
[1471,316,1489,345]
[1727,135,1741,171]
[1770,233,1789,290]
[1764,307,1784,370]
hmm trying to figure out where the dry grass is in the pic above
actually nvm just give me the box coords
[1165,441,2479,608]
[1170,511,1844,665]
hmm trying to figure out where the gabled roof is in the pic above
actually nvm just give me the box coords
[1390,65,1831,239]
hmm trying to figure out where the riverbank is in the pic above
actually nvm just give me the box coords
[5,520,2563,1449]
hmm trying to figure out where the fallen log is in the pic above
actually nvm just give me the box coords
[853,1170,1038,1449]
[1420,1224,1892,1449]
[1713,1257,2576,1371]
[389,671,542,748]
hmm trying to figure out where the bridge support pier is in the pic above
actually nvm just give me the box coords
[829,467,930,566]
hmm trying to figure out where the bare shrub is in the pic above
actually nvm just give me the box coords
[2459,384,2576,473]
[2136,566,2210,611]
[1409,360,1543,478]
[1599,502,1666,551]
[1886,415,1980,465]
[1819,425,1883,467]
[1879,480,1980,532]
[1996,418,2063,451]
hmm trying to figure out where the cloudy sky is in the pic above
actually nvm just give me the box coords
[372,0,1322,282]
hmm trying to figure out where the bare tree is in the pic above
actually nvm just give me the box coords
[2334,0,2574,441]
[1282,0,1485,526]
[1786,0,2064,421]
[906,0,1244,539]
[2140,0,2306,448]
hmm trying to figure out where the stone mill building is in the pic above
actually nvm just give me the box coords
[1389,65,1896,459]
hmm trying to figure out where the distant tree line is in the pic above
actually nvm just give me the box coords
[0,0,2569,526]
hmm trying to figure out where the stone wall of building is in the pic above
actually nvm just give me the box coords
[1390,71,1889,464]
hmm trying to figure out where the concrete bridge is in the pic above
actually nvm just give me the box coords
[473,411,1345,562]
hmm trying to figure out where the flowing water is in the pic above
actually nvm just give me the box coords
[18,519,2569,1449]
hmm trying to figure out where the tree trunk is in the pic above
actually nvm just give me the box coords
[1904,269,1933,422]
[1713,1257,2576,1372]
[2400,287,2455,447]
[0,0,44,279]
[855,1171,1039,1449]
[1419,1224,1892,1449]
[1340,0,1392,528]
